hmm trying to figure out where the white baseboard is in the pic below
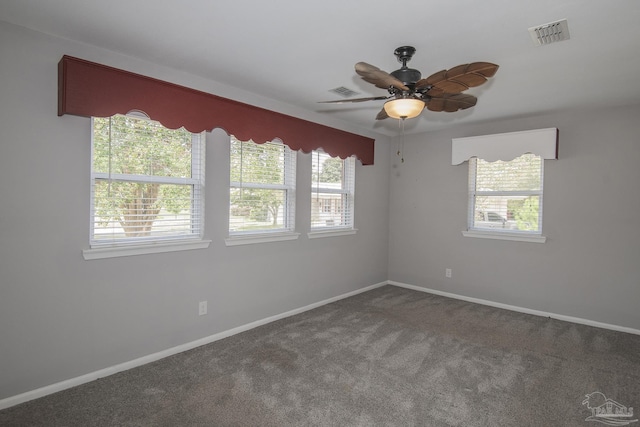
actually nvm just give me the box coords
[0,281,387,411]
[388,280,640,336]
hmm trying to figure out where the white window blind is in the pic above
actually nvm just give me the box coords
[229,137,296,234]
[469,153,543,234]
[90,113,205,247]
[311,150,355,229]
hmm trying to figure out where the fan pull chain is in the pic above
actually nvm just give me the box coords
[397,118,405,163]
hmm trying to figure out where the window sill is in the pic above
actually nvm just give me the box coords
[225,231,300,246]
[83,239,212,260]
[308,228,358,239]
[462,230,546,243]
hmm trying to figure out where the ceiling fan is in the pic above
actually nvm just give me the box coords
[321,46,499,120]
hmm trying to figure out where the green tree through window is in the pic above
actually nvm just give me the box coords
[470,153,543,233]
[311,150,355,229]
[91,114,204,243]
[229,137,296,233]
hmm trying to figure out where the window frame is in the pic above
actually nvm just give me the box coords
[463,154,547,243]
[308,150,357,239]
[226,137,299,246]
[83,113,210,260]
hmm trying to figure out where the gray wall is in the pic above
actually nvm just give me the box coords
[0,22,390,400]
[388,106,640,330]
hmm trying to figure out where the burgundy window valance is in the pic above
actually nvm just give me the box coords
[58,55,374,165]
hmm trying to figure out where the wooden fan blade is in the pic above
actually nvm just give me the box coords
[415,77,432,90]
[427,93,477,112]
[466,62,499,78]
[422,62,499,95]
[375,107,389,120]
[318,95,390,104]
[355,62,409,91]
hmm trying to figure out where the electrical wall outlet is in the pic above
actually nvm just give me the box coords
[198,300,207,316]
[445,268,452,278]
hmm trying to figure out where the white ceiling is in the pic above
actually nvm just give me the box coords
[2,0,640,136]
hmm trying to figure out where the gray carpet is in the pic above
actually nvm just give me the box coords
[2,285,639,426]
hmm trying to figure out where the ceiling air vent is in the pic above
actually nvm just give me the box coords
[329,86,360,98]
[529,19,570,46]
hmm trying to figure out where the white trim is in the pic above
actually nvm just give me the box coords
[0,281,387,410]
[83,239,211,260]
[225,231,300,246]
[229,181,290,191]
[308,228,358,239]
[388,281,640,336]
[94,172,199,185]
[462,230,547,243]
[452,127,558,165]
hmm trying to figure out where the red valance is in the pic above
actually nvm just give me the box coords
[58,55,374,165]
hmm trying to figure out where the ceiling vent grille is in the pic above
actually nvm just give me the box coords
[529,19,570,46]
[329,86,360,98]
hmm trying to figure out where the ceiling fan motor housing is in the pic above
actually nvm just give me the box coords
[391,68,422,87]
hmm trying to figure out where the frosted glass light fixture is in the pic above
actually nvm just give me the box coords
[383,98,425,119]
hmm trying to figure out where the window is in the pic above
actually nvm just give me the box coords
[310,150,355,232]
[453,128,556,243]
[228,137,296,238]
[88,113,206,256]
[468,153,544,237]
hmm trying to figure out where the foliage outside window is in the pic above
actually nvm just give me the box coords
[468,153,543,234]
[311,150,355,229]
[229,137,296,234]
[91,113,205,247]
